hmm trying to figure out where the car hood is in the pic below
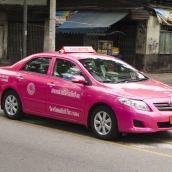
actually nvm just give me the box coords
[104,79,172,100]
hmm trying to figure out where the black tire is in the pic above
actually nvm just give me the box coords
[3,90,24,120]
[90,105,120,140]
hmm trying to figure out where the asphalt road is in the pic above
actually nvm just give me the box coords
[1,110,172,172]
[1,73,172,172]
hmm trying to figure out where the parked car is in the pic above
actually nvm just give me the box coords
[1,46,172,140]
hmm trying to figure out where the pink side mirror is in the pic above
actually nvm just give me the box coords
[139,71,145,75]
[72,75,86,84]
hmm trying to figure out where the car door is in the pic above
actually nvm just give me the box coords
[16,57,52,114]
[46,58,86,121]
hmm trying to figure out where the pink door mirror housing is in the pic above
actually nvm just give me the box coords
[72,75,86,84]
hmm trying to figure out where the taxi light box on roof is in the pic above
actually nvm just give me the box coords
[61,46,95,53]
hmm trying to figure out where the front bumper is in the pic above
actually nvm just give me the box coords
[114,97,172,133]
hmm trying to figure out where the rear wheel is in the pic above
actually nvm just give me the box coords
[3,90,24,120]
[91,105,119,140]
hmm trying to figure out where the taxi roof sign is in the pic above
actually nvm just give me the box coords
[60,46,95,53]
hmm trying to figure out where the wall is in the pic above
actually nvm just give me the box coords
[143,16,160,72]
[144,16,172,72]
[146,16,160,54]
[136,21,147,54]
[135,16,172,72]
[135,20,147,71]
[44,18,49,52]
[145,54,172,72]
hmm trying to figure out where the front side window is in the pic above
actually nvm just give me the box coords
[53,59,81,81]
[79,57,148,83]
[21,57,51,74]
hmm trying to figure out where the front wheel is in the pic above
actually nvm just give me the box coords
[90,105,120,140]
[3,90,24,120]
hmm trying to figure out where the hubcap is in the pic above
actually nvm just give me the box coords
[94,111,112,135]
[5,95,18,116]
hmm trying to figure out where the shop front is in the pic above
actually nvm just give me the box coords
[55,10,139,66]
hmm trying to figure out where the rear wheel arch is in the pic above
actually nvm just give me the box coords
[2,89,24,119]
[1,88,21,109]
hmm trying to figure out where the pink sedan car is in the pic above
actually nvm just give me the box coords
[1,46,172,140]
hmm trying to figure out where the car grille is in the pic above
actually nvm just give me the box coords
[157,122,172,128]
[153,103,172,111]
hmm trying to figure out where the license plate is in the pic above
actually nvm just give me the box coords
[170,116,172,124]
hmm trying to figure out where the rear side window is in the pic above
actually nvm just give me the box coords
[21,57,52,75]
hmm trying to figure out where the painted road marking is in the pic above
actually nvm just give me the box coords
[123,142,172,149]
[0,115,172,158]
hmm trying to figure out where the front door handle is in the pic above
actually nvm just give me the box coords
[16,76,24,80]
[47,82,55,87]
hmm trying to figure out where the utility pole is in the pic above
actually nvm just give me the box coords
[23,0,27,58]
[49,0,56,51]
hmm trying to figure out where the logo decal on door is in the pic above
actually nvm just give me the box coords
[0,74,9,82]
[49,106,79,117]
[51,88,80,99]
[27,83,35,95]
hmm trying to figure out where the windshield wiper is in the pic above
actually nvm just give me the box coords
[137,78,148,81]
[115,78,147,83]
[102,77,148,83]
[115,79,130,83]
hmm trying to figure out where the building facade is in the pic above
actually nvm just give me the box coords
[0,0,48,64]
[0,0,172,72]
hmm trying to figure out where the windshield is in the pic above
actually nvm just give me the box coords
[79,57,148,83]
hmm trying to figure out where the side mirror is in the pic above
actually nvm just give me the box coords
[139,71,145,75]
[72,75,86,84]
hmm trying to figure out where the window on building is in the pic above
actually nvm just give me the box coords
[159,25,172,54]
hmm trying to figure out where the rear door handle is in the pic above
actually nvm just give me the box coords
[47,82,55,87]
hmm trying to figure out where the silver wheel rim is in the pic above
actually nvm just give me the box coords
[94,111,112,135]
[5,95,18,116]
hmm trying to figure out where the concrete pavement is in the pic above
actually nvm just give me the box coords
[145,72,172,87]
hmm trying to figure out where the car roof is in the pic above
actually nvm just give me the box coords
[31,51,115,60]
[6,47,117,70]
[25,46,116,61]
[58,53,113,60]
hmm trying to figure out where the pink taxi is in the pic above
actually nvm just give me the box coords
[0,46,172,140]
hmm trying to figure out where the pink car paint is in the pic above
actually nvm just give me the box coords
[0,47,172,140]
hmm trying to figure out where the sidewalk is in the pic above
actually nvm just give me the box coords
[145,72,172,87]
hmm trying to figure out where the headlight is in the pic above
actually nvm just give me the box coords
[118,98,150,111]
